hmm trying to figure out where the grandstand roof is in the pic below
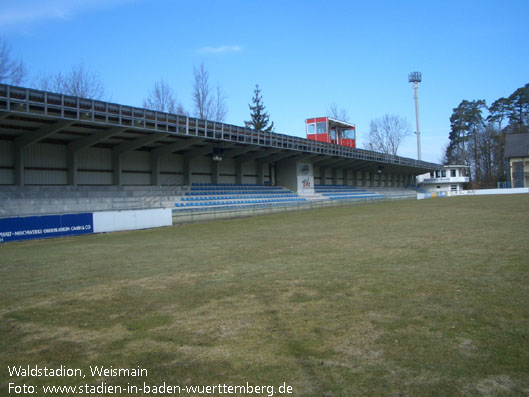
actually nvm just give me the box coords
[0,84,439,175]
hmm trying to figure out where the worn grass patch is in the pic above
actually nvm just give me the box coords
[1,195,529,395]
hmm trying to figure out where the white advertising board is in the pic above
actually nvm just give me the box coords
[93,208,172,233]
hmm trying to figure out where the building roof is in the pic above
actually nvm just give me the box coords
[0,83,440,175]
[505,133,529,158]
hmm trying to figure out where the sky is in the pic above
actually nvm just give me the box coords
[1,0,528,163]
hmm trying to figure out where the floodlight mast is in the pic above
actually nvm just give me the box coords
[408,71,422,161]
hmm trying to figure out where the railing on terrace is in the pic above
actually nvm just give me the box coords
[0,84,439,170]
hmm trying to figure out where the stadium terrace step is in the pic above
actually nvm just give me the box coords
[175,184,307,211]
[367,187,419,198]
[0,185,180,217]
[312,185,385,201]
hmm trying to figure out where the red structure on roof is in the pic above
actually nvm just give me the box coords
[305,117,356,148]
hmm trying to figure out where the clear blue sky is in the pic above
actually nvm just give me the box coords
[1,0,528,163]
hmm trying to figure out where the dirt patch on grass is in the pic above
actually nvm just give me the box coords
[456,337,478,357]
[327,318,385,361]
[17,321,130,360]
[473,375,516,396]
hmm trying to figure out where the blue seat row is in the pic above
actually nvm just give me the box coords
[186,190,290,195]
[175,197,306,208]
[316,189,366,193]
[315,184,358,189]
[182,194,297,201]
[175,201,306,212]
[328,194,384,200]
[192,183,265,186]
[190,186,284,191]
[320,192,374,197]
[174,199,307,210]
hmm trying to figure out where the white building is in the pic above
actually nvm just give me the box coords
[416,165,469,194]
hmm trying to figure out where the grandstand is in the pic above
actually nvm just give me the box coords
[0,84,439,236]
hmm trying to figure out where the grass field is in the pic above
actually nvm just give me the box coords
[1,195,529,396]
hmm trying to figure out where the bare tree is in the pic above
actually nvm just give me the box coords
[192,63,213,119]
[327,103,349,122]
[143,79,186,114]
[192,63,227,121]
[34,62,105,99]
[213,84,227,122]
[0,38,27,85]
[366,114,411,155]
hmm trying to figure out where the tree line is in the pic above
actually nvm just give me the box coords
[444,83,529,187]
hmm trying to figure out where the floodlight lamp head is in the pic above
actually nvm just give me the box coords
[212,147,224,161]
[408,71,422,83]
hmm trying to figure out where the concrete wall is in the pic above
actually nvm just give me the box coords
[159,153,185,185]
[0,138,416,189]
[275,157,298,191]
[0,140,14,185]
[78,147,112,185]
[0,139,276,187]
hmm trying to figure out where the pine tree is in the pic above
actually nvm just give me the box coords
[507,83,529,133]
[245,85,274,132]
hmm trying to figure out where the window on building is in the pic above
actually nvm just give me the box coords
[307,124,315,134]
[430,172,434,178]
[451,169,456,177]
[435,171,440,178]
[511,161,524,188]
[441,170,447,177]
[316,122,327,134]
[451,185,457,191]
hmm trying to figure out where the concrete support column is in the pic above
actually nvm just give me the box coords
[351,170,358,187]
[211,159,220,184]
[235,159,243,185]
[150,153,160,186]
[183,158,192,186]
[67,149,78,186]
[14,146,25,186]
[387,173,392,187]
